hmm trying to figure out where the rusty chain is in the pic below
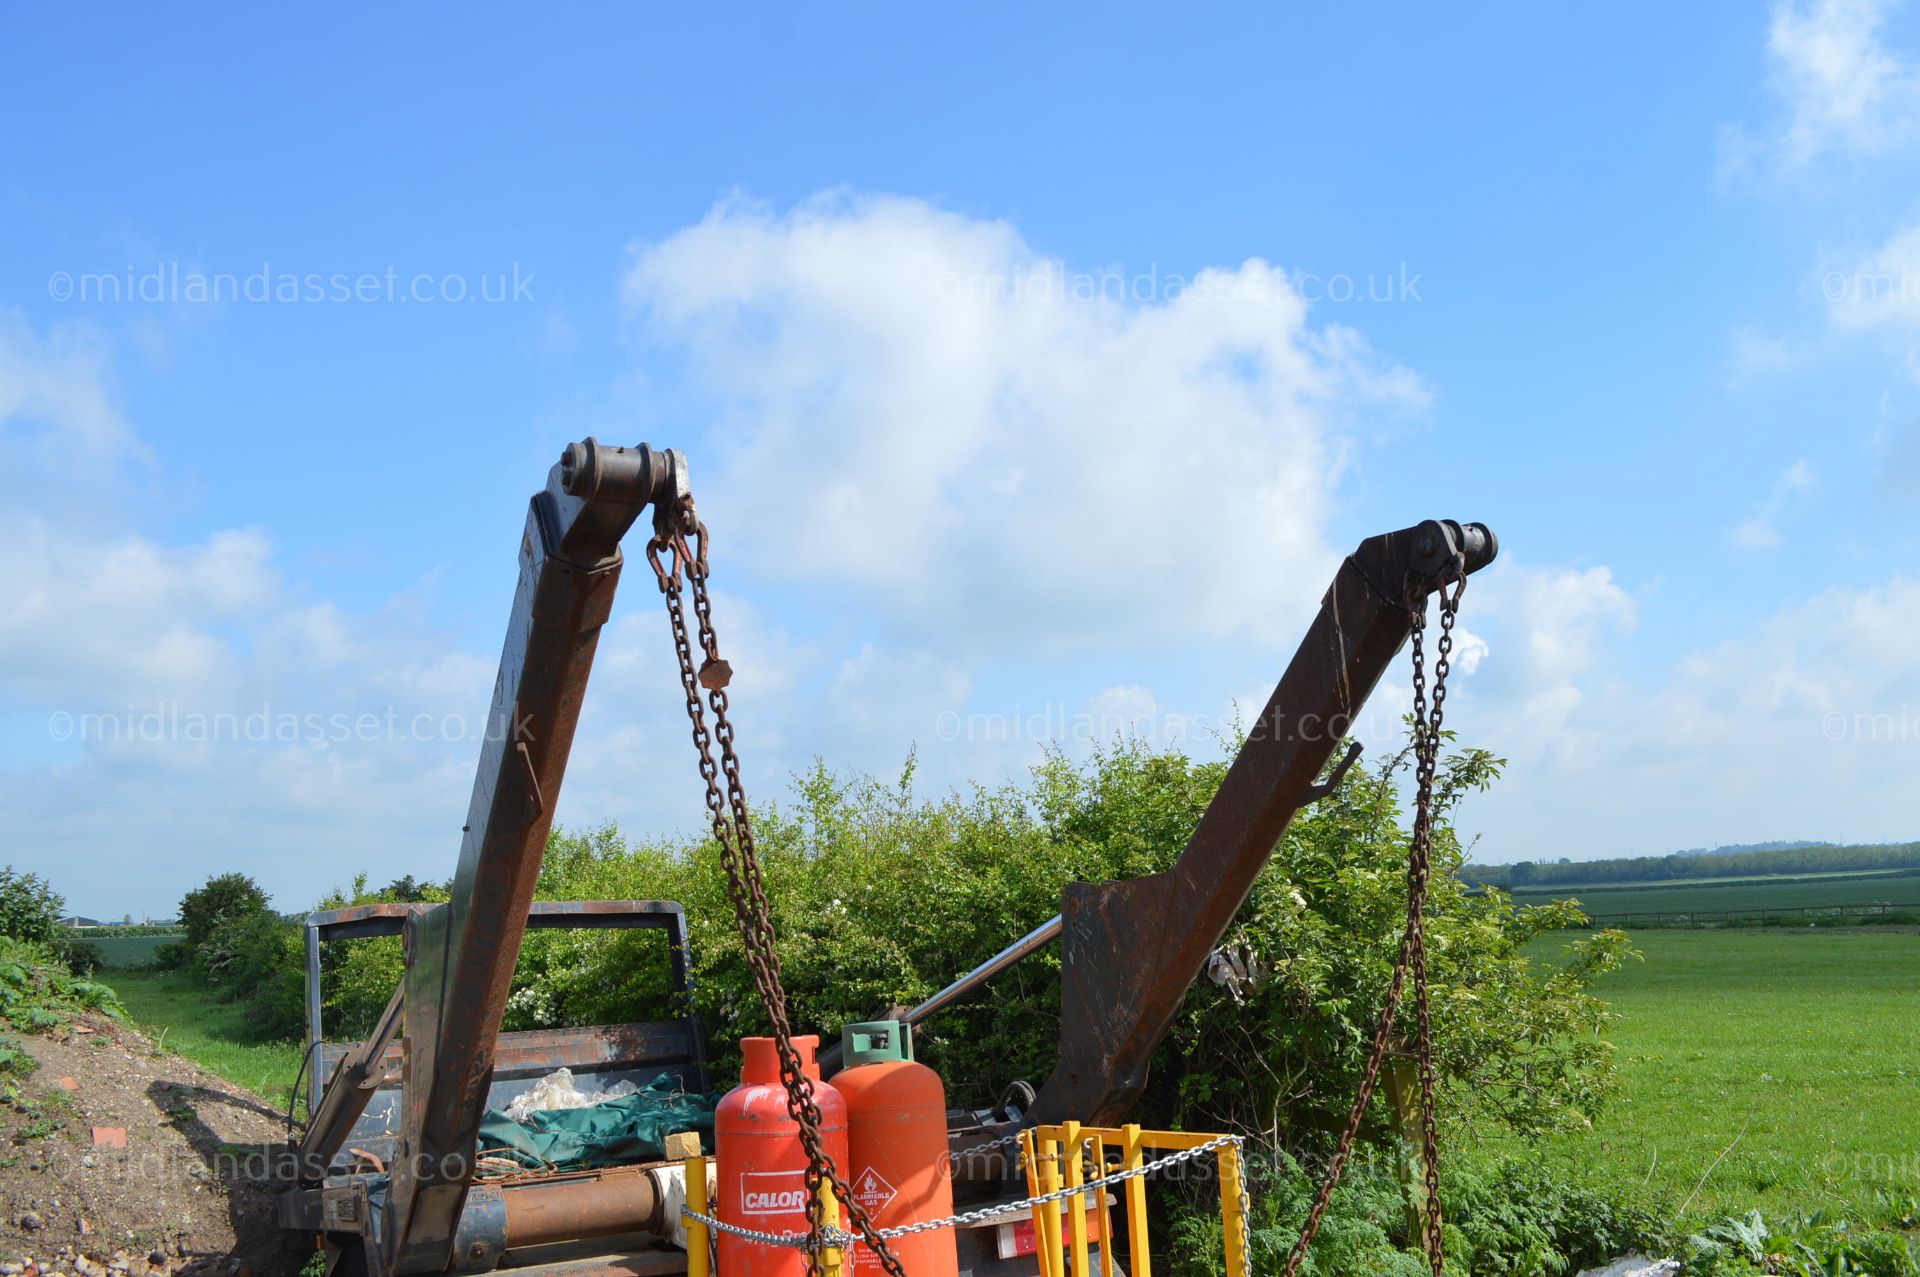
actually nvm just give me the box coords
[1407,555,1462,1274]
[650,493,1463,1275]
[650,495,910,1277]
[1281,557,1465,1277]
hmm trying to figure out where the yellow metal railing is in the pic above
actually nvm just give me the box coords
[1021,1122,1249,1277]
[680,1123,1248,1277]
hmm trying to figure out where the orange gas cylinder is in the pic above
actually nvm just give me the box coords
[716,1034,849,1277]
[833,1021,959,1277]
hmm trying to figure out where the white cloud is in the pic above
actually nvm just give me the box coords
[1448,562,1639,773]
[1450,571,1920,861]
[0,519,286,706]
[623,193,1429,656]
[0,311,139,455]
[1728,458,1818,550]
[1470,564,1639,687]
[0,315,509,914]
[1767,0,1920,163]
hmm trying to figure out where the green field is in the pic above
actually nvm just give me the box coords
[108,967,306,1115]
[1514,871,1920,921]
[1517,928,1920,1225]
[83,933,178,967]
[1520,867,1920,895]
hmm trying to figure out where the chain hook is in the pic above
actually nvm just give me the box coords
[645,534,683,594]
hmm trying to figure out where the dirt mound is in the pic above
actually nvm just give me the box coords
[0,1014,300,1276]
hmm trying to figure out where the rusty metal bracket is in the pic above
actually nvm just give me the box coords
[1301,741,1364,805]
[517,740,545,821]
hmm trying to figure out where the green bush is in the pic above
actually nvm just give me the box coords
[62,938,105,976]
[581,738,1619,1147]
[324,735,1626,1151]
[312,874,443,1039]
[152,937,194,972]
[1444,1155,1664,1274]
[0,867,66,948]
[1168,1148,1427,1276]
[200,908,306,1039]
[1166,1149,1663,1276]
[0,937,125,1033]
[0,870,114,977]
[149,872,308,1042]
[79,924,185,939]
[311,860,681,1042]
[178,872,271,955]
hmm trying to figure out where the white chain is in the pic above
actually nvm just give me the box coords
[682,1133,1252,1257]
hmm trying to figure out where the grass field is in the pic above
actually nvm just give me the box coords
[83,933,177,967]
[1516,867,1920,896]
[1515,927,1920,1226]
[1513,871,1920,920]
[108,967,306,1115]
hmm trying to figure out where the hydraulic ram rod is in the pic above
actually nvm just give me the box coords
[295,983,404,1185]
[906,914,1064,1027]
[819,914,1064,1075]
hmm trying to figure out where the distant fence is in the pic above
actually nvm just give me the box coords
[1581,901,1916,928]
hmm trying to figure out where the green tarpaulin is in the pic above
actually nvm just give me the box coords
[477,1074,717,1173]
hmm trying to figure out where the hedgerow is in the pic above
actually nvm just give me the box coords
[321,733,1627,1156]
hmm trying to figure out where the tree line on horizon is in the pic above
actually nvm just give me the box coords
[1461,840,1920,891]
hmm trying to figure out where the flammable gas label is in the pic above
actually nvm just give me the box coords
[851,1166,898,1214]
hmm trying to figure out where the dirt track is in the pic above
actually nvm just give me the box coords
[0,1014,298,1276]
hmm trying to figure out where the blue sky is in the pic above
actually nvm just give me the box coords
[5,2,1920,917]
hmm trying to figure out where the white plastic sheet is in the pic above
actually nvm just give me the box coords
[503,1066,641,1123]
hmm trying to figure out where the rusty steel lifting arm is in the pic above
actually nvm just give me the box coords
[383,439,685,1275]
[1032,519,1497,1127]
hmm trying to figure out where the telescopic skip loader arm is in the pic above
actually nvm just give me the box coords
[1029,518,1497,1128]
[383,440,685,1275]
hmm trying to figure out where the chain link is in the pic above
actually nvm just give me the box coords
[682,1134,1248,1253]
[652,498,910,1277]
[1280,558,1466,1277]
[1408,561,1463,1274]
[650,492,1347,1276]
